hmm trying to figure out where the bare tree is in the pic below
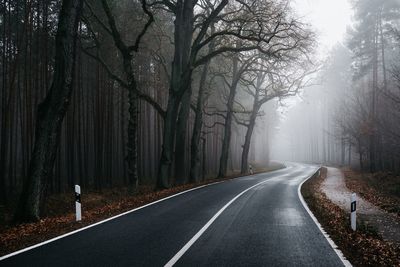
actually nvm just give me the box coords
[238,55,315,174]
[82,0,161,189]
[14,0,83,222]
[156,0,315,187]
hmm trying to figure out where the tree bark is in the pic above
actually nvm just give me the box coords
[174,86,192,185]
[189,62,210,183]
[157,93,181,188]
[241,104,259,174]
[14,0,83,223]
[157,0,195,188]
[99,0,155,189]
[189,23,215,183]
[126,85,139,188]
[218,56,239,178]
[369,19,379,173]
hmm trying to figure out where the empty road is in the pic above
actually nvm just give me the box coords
[0,163,345,266]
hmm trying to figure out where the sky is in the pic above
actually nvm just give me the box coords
[293,0,353,56]
[272,0,353,125]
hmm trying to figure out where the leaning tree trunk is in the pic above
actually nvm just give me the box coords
[14,0,83,223]
[241,105,259,174]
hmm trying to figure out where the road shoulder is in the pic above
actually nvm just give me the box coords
[322,167,400,245]
[1,163,285,258]
[301,167,400,266]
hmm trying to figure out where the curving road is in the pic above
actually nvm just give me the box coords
[0,163,345,267]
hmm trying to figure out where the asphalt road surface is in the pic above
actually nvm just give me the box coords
[0,163,345,267]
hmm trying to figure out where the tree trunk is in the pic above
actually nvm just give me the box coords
[341,135,345,166]
[218,57,239,178]
[121,54,139,189]
[157,0,195,188]
[369,18,379,173]
[189,23,215,183]
[358,140,363,172]
[189,63,209,183]
[14,0,83,223]
[126,87,139,188]
[202,137,206,181]
[241,106,258,174]
[379,10,387,92]
[174,86,192,185]
[157,94,180,188]
[348,142,351,166]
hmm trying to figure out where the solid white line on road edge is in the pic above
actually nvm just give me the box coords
[298,168,352,267]
[164,178,272,267]
[0,166,288,261]
[0,181,225,261]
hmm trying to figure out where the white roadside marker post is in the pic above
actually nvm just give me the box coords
[75,185,81,221]
[351,193,356,231]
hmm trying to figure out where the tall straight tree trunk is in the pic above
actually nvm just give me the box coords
[189,62,210,183]
[126,79,139,188]
[218,56,239,178]
[99,0,157,189]
[0,0,7,205]
[157,0,195,188]
[157,94,180,188]
[341,135,345,166]
[358,139,363,172]
[348,142,351,166]
[379,10,387,92]
[189,25,215,183]
[369,18,379,173]
[14,0,83,223]
[174,86,192,185]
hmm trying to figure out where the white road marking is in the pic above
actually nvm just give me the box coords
[0,166,287,262]
[164,178,273,267]
[298,168,352,267]
[0,181,225,261]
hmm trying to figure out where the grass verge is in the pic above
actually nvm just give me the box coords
[301,167,400,266]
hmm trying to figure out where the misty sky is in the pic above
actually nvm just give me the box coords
[293,0,352,54]
[275,0,353,110]
[270,0,353,161]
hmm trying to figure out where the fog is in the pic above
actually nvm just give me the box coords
[2,0,400,220]
[250,0,400,173]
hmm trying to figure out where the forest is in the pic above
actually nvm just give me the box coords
[1,0,400,225]
[274,0,400,173]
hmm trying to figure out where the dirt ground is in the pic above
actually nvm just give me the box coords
[301,167,400,266]
[322,167,400,246]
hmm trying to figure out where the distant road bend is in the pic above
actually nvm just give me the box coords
[1,163,346,266]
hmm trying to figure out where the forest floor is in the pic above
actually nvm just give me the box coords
[0,162,284,257]
[301,167,400,266]
[323,167,400,245]
[342,168,400,217]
